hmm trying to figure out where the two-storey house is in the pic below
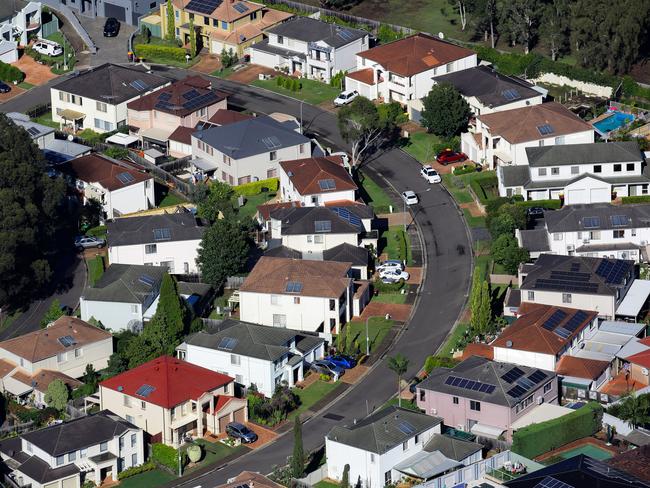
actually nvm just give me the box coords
[250,17,368,82]
[127,76,227,156]
[344,33,476,105]
[0,1,40,63]
[416,355,558,441]
[175,109,253,158]
[0,410,144,488]
[326,407,445,488]
[279,156,357,206]
[107,208,207,275]
[99,356,246,447]
[461,102,594,168]
[518,254,636,319]
[499,141,647,202]
[178,319,324,397]
[191,115,312,184]
[50,64,170,133]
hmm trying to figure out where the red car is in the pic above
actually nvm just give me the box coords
[436,149,467,165]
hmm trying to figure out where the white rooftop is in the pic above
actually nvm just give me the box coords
[105,132,139,146]
[616,279,650,317]
[511,403,573,430]
[598,320,646,336]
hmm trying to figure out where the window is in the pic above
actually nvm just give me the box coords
[131,304,138,314]
[221,20,228,29]
[614,230,625,238]
[554,136,565,145]
[56,455,64,466]
[538,168,547,176]
[141,401,146,410]
[538,140,544,147]
[614,164,622,172]
[68,451,76,462]
[385,471,392,485]
[415,434,420,444]
[590,230,601,240]
[96,101,107,112]
[267,168,277,178]
[119,437,124,449]
[370,453,375,463]
[100,442,108,452]
[452,396,459,405]
[594,165,602,173]
[203,16,209,25]
[632,229,637,236]
[627,163,635,171]
[236,374,244,383]
[57,352,66,363]
[74,348,82,358]
[277,35,284,44]
[94,118,113,131]
[80,448,87,458]
[126,414,135,424]
[445,62,453,72]
[124,395,132,407]
[131,453,138,466]
[273,314,287,328]
[299,144,305,154]
[314,235,324,244]
[270,151,277,161]
[306,235,313,243]
[562,293,572,304]
[231,354,240,365]
[571,166,579,175]
[419,390,425,401]
[544,382,552,393]
[402,441,408,451]
[223,154,231,165]
[470,400,481,411]
[330,318,336,329]
[329,299,336,311]
[271,295,280,305]
[553,233,563,241]
[175,10,179,19]
[294,297,300,304]
[25,442,32,453]
[145,244,157,254]
[527,291,535,301]
[551,167,559,175]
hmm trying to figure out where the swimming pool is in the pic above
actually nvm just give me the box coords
[593,111,635,133]
[558,444,613,460]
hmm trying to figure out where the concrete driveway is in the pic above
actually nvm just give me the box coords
[77,16,136,66]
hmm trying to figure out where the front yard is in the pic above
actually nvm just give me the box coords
[118,469,175,488]
[182,439,247,471]
[357,171,393,214]
[289,380,341,419]
[380,226,412,264]
[402,132,442,164]
[347,317,395,353]
[251,77,341,105]
[86,255,105,286]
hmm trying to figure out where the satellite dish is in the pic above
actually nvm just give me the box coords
[438,32,445,40]
[67,134,74,142]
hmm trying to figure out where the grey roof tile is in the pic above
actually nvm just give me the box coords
[82,264,166,304]
[107,209,206,247]
[271,206,362,235]
[518,229,550,252]
[544,203,650,233]
[500,165,531,187]
[264,17,367,48]
[526,141,643,167]
[423,434,482,461]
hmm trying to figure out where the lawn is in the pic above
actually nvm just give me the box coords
[372,292,408,304]
[209,291,234,319]
[315,481,340,488]
[183,439,246,471]
[381,398,421,411]
[402,132,442,164]
[380,226,412,264]
[462,208,486,228]
[290,380,340,419]
[44,32,77,74]
[86,255,106,286]
[18,81,35,90]
[0,311,22,332]
[251,77,341,105]
[118,469,175,488]
[211,66,236,78]
[159,191,188,208]
[357,171,394,214]
[474,254,494,280]
[32,112,59,129]
[237,192,276,221]
[442,174,473,204]
[133,35,200,68]
[347,317,395,353]
[438,321,471,357]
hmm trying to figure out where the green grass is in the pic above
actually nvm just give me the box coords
[0,311,22,332]
[87,255,106,286]
[159,191,188,208]
[492,262,507,274]
[118,469,175,488]
[31,112,59,129]
[462,208,486,228]
[438,321,471,357]
[381,398,421,411]
[183,440,246,470]
[381,226,411,263]
[372,292,408,304]
[211,66,236,78]
[358,171,394,214]
[44,32,77,74]
[402,132,442,163]
[290,380,340,419]
[347,317,395,353]
[251,77,341,105]
[209,291,234,319]
[86,225,107,239]
[315,481,339,488]
[237,192,276,221]
[132,36,200,68]
[442,174,473,204]
[474,254,493,280]
[18,81,35,90]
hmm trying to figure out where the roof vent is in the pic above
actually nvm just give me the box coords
[506,340,513,348]
[353,418,357,424]
[117,386,124,392]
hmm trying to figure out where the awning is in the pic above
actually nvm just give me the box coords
[511,403,573,430]
[617,279,650,317]
[59,109,85,120]
[140,126,174,143]
[3,376,33,396]
[393,450,463,480]
[191,157,219,172]
[493,150,513,163]
[105,133,139,146]
[470,423,505,439]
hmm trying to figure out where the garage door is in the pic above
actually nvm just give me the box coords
[566,189,586,204]
[233,408,246,423]
[104,2,126,21]
[218,415,230,433]
[590,187,610,203]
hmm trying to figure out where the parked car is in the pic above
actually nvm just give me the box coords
[310,360,345,378]
[333,90,359,107]
[103,17,120,37]
[526,207,544,219]
[402,190,419,205]
[225,422,258,443]
[75,235,105,250]
[0,81,10,94]
[325,355,357,369]
[33,39,62,56]
[420,165,441,183]
[376,259,404,273]
[379,269,410,281]
[436,149,467,165]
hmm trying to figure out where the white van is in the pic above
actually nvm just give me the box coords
[33,39,63,57]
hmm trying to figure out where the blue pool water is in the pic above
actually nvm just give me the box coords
[593,111,635,133]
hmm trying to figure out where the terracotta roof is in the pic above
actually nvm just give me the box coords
[208,8,292,45]
[472,132,483,149]
[356,33,474,77]
[208,109,254,125]
[626,348,650,369]
[11,369,83,394]
[240,256,352,298]
[280,156,356,196]
[219,471,284,488]
[478,102,593,144]
[256,201,301,221]
[461,343,494,360]
[492,304,597,355]
[607,445,650,482]
[168,126,195,145]
[556,355,610,380]
[0,358,16,378]
[346,68,376,85]
[0,316,111,363]
[65,154,151,191]
[213,395,234,412]
[100,355,233,409]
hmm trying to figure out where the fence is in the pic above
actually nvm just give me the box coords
[66,401,86,419]
[158,156,192,173]
[41,16,59,38]
[40,0,97,53]
[297,464,327,487]
[127,150,196,197]
[415,450,512,488]
[225,276,246,289]
[0,420,34,436]
[26,102,52,119]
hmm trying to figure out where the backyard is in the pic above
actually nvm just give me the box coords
[237,192,276,221]
[251,77,341,105]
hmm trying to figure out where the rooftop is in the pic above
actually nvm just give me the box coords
[423,434,482,461]
[270,206,363,235]
[544,202,650,233]
[265,16,367,48]
[526,141,643,167]
[208,108,254,125]
[64,154,151,191]
[218,471,284,488]
[280,156,356,196]
[182,0,263,22]
[11,369,83,394]
[607,445,650,482]
[107,208,206,247]
[82,263,167,304]
[100,355,233,408]
[555,355,610,380]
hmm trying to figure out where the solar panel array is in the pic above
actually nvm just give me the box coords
[233,2,249,13]
[315,220,332,232]
[535,267,599,293]
[286,281,303,293]
[537,124,554,136]
[507,369,549,398]
[397,421,415,435]
[117,172,135,185]
[337,29,354,41]
[583,457,642,485]
[528,370,548,384]
[501,367,525,383]
[139,274,155,287]
[595,259,630,284]
[542,309,568,331]
[218,337,238,350]
[318,179,336,191]
[501,89,521,101]
[183,89,201,100]
[262,136,282,149]
[186,0,222,14]
[58,335,77,347]
[563,310,589,333]
[130,79,149,91]
[582,216,600,228]
[533,476,574,488]
[158,92,172,102]
[330,207,362,228]
[153,228,172,241]
[135,384,156,397]
[444,376,496,394]
[184,92,219,110]
[611,214,630,227]
[27,126,41,136]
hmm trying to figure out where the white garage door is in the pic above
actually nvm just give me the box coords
[590,187,611,203]
[567,189,587,204]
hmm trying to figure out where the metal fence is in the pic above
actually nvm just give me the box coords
[127,150,196,197]
[41,16,59,38]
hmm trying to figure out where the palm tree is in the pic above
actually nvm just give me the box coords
[387,353,410,407]
[618,392,650,429]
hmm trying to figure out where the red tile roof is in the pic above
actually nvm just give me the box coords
[100,355,233,409]
[607,445,650,481]
[169,126,195,145]
[280,156,357,196]
[556,355,609,380]
[208,109,254,125]
[346,68,376,85]
[627,348,650,369]
[213,395,234,412]
[66,154,151,191]
[256,201,302,221]
[461,343,494,361]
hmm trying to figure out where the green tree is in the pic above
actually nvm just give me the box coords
[491,234,529,274]
[618,392,650,429]
[474,280,492,335]
[40,299,64,328]
[197,180,235,222]
[387,353,409,407]
[488,212,516,238]
[337,96,384,166]
[82,364,98,389]
[221,47,231,68]
[189,16,197,58]
[345,323,353,355]
[341,464,350,488]
[145,274,189,352]
[540,0,570,60]
[290,416,304,478]
[420,83,472,138]
[197,217,249,288]
[166,0,175,41]
[498,0,543,54]
[44,379,69,411]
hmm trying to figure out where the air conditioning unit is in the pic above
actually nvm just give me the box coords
[537,396,544,405]
[643,368,649,375]
[432,409,437,415]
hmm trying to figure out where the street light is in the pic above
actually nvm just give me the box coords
[365,314,389,356]
[299,99,304,134]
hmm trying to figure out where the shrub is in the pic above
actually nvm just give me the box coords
[234,177,279,196]
[452,164,477,176]
[622,195,650,204]
[423,355,459,374]
[469,174,498,205]
[152,443,186,472]
[511,402,603,459]
[0,61,24,82]
[134,43,187,63]
[104,147,128,160]
[372,278,405,293]
[118,462,156,480]
[330,70,346,88]
[513,199,562,210]
[319,373,331,382]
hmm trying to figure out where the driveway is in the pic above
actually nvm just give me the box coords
[14,55,60,85]
[77,16,136,66]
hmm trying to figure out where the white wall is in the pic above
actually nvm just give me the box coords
[547,226,649,261]
[106,179,155,218]
[522,289,616,318]
[109,239,201,274]
[493,348,556,371]
[279,167,356,206]
[80,299,142,332]
[281,233,358,253]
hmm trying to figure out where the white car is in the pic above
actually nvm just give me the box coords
[402,190,419,205]
[420,165,441,183]
[334,90,359,107]
[33,39,63,57]
[376,259,404,273]
[379,269,410,281]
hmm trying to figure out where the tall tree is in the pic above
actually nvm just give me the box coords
[196,180,235,223]
[469,267,483,330]
[471,278,491,336]
[145,274,189,353]
[45,379,69,411]
[491,234,529,274]
[189,16,197,58]
[341,464,350,488]
[40,299,64,328]
[197,217,249,288]
[618,392,650,429]
[290,416,304,478]
[540,0,570,61]
[387,353,409,407]
[337,96,384,166]
[166,0,175,41]
[498,0,543,54]
[420,83,471,138]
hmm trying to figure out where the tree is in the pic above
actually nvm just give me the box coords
[474,280,492,335]
[82,364,98,389]
[40,299,64,328]
[488,212,516,239]
[337,96,384,166]
[196,180,234,222]
[45,379,69,411]
[387,353,409,407]
[144,274,189,353]
[618,392,650,429]
[197,217,249,288]
[166,0,175,41]
[290,416,304,478]
[498,0,543,54]
[189,16,197,58]
[491,234,529,274]
[540,0,570,61]
[341,464,350,488]
[470,268,485,332]
[420,83,472,138]
[221,47,231,69]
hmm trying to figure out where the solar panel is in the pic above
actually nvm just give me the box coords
[186,0,222,14]
[218,337,237,350]
[135,384,156,397]
[501,367,525,383]
[158,92,172,102]
[537,124,554,136]
[517,376,535,390]
[534,476,574,488]
[337,29,354,41]
[315,220,332,233]
[117,172,135,185]
[155,101,173,110]
[397,421,415,435]
[183,92,219,111]
[183,89,201,100]
[595,259,630,284]
[550,271,591,282]
[501,89,520,101]
[528,370,548,384]
[233,2,249,13]
[330,207,362,228]
[318,179,336,191]
[582,216,600,229]
[27,126,41,136]
[129,79,149,91]
[554,327,571,339]
[535,279,599,293]
[139,274,155,287]
[611,215,630,227]
[153,228,172,241]
[286,281,303,293]
[583,457,643,484]
[563,310,589,333]
[542,309,568,331]
[262,136,282,150]
[58,335,76,347]
[570,263,581,272]
[507,385,527,398]
[444,376,496,394]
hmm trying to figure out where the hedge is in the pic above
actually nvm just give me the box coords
[469,174,498,205]
[134,44,187,63]
[234,177,279,196]
[511,402,602,459]
[514,199,562,210]
[452,164,478,176]
[118,462,156,480]
[0,61,24,82]
[621,195,650,204]
[152,443,186,472]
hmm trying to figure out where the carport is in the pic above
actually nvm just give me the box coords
[59,109,86,132]
[616,279,650,320]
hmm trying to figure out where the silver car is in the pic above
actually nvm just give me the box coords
[75,236,105,250]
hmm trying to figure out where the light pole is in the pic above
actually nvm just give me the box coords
[299,99,304,134]
[365,315,386,356]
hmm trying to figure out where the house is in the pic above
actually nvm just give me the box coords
[250,17,369,83]
[416,355,558,441]
[607,445,650,483]
[64,154,155,220]
[555,355,611,393]
[191,115,312,184]
[50,64,170,133]
[8,370,83,408]
[160,0,293,57]
[51,0,165,25]
[325,406,443,488]
[217,471,284,488]
[0,410,144,488]
[266,243,371,280]
[239,256,360,334]
[99,356,246,447]
[407,65,544,123]
[518,254,636,319]
[344,33,477,105]
[279,156,357,206]
[107,208,207,275]
[127,76,227,156]
[498,141,647,202]
[517,202,650,261]
[0,1,40,63]
[491,303,598,371]
[623,343,650,388]
[178,319,325,397]
[461,102,594,168]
